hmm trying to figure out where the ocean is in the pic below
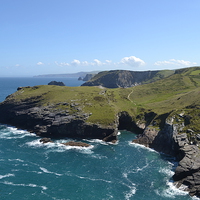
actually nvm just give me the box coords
[0,77,198,200]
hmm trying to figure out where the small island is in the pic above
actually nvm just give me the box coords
[1,67,200,197]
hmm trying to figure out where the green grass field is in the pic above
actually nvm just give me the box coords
[6,67,200,136]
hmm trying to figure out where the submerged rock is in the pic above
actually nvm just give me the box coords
[62,141,91,147]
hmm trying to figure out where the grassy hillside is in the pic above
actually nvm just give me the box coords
[5,67,200,137]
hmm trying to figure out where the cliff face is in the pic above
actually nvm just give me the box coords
[1,66,200,197]
[81,70,174,88]
[133,115,200,197]
[0,86,118,142]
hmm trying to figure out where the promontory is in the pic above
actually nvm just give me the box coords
[1,67,200,197]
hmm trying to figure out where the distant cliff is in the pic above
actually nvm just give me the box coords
[81,69,174,88]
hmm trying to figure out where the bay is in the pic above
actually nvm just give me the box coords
[0,77,197,200]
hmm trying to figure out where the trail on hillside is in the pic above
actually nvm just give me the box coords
[127,89,135,104]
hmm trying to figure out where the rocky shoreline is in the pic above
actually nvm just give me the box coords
[133,119,200,197]
[0,86,200,197]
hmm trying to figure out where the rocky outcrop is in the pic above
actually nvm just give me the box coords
[48,81,65,86]
[0,93,117,141]
[40,138,53,143]
[82,74,95,81]
[82,70,174,88]
[173,145,200,196]
[133,116,200,197]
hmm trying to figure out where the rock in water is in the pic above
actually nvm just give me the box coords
[62,141,91,147]
[48,81,65,86]
[40,138,53,143]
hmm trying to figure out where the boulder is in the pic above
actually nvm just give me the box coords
[40,138,53,143]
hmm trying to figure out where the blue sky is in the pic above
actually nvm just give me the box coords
[1,0,200,77]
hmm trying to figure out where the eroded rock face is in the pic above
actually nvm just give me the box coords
[0,96,117,140]
[133,119,200,197]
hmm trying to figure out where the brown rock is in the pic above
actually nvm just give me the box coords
[62,141,90,147]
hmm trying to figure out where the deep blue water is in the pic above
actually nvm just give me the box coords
[0,78,198,200]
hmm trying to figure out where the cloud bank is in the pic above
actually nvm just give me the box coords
[55,56,145,68]
[154,59,197,67]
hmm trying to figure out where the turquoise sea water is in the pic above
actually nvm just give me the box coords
[0,77,198,200]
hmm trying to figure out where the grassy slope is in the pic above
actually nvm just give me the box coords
[6,66,200,134]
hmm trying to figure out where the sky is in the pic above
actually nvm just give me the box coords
[1,0,200,77]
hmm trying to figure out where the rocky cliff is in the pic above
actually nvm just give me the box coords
[133,113,200,197]
[82,69,174,88]
[0,86,118,142]
[1,66,200,197]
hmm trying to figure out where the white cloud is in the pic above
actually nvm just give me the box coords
[154,59,197,67]
[15,64,20,67]
[120,56,145,67]
[93,59,102,66]
[37,62,44,65]
[55,56,145,68]
[71,59,81,66]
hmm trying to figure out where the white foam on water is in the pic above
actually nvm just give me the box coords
[8,158,24,162]
[0,126,36,139]
[90,154,108,159]
[121,181,136,200]
[159,166,175,177]
[124,187,136,200]
[2,181,47,190]
[155,181,189,198]
[83,138,109,145]
[77,175,112,183]
[39,167,62,176]
[129,141,157,153]
[192,196,200,200]
[121,170,137,200]
[0,173,15,179]
[26,139,94,154]
[26,139,44,148]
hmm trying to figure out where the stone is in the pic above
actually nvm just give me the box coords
[40,138,53,143]
[62,141,90,147]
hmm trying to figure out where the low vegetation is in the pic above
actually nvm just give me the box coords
[5,67,200,139]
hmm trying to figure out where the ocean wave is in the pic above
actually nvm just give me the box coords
[0,126,35,139]
[128,141,157,153]
[8,158,24,162]
[77,175,112,183]
[26,139,94,154]
[39,167,62,176]
[159,166,175,178]
[155,181,188,198]
[0,173,15,179]
[2,181,47,190]
[83,138,109,145]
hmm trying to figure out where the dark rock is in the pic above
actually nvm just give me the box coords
[82,70,174,88]
[103,132,118,143]
[62,141,91,147]
[40,138,53,143]
[48,81,65,86]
